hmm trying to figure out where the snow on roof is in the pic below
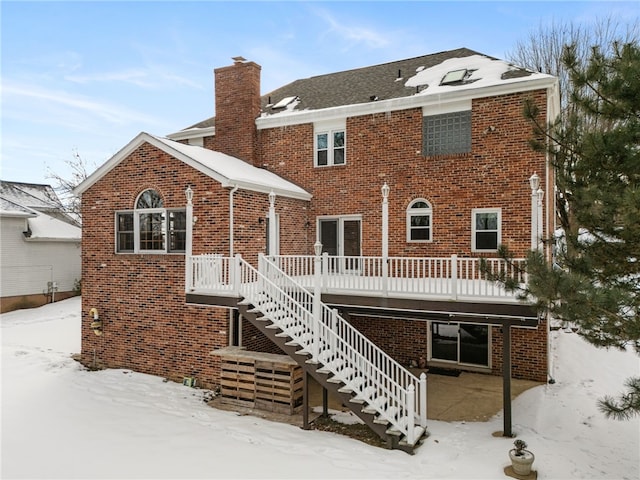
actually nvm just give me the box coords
[0,196,37,217]
[0,181,63,211]
[75,132,311,201]
[405,54,551,95]
[26,211,81,242]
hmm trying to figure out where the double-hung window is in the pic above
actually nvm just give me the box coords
[472,208,501,252]
[407,199,432,242]
[315,120,346,167]
[116,189,186,254]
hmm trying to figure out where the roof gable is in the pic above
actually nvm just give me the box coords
[75,132,311,201]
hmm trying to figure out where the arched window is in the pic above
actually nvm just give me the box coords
[116,189,186,254]
[136,189,163,209]
[407,199,432,242]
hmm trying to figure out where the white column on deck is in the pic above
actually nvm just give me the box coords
[529,173,540,251]
[268,190,277,256]
[185,186,194,291]
[381,182,390,294]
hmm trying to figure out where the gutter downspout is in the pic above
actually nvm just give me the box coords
[229,185,239,258]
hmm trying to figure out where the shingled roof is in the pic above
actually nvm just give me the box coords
[183,47,542,131]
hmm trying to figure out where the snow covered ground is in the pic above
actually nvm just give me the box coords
[2,297,638,479]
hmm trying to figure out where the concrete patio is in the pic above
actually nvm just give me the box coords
[208,370,542,425]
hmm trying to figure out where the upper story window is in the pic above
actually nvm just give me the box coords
[423,110,471,156]
[116,189,186,254]
[407,199,432,242]
[472,208,501,252]
[314,120,346,167]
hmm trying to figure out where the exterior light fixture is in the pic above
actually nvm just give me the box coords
[381,182,390,200]
[314,241,323,257]
[185,185,194,204]
[269,190,276,208]
[529,173,540,192]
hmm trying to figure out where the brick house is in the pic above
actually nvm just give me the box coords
[75,48,558,450]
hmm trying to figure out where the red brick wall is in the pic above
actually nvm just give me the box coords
[491,320,548,382]
[81,86,551,386]
[344,315,547,382]
[80,142,307,388]
[213,60,261,166]
[261,90,548,258]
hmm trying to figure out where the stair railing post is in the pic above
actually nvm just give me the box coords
[451,254,458,300]
[331,308,338,355]
[419,373,427,428]
[313,241,323,360]
[406,384,415,445]
[322,252,329,292]
[233,253,242,297]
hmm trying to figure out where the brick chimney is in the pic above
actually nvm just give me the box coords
[213,57,261,166]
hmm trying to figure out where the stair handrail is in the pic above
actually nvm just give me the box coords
[235,254,426,443]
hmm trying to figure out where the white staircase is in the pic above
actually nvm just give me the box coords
[234,254,428,452]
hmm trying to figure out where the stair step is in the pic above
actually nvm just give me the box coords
[361,394,387,414]
[374,405,399,424]
[398,426,428,447]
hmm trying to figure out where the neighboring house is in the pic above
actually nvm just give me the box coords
[0,181,81,312]
[75,48,559,451]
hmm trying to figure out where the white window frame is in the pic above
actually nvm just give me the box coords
[115,190,186,254]
[406,198,433,242]
[471,208,501,252]
[314,120,346,167]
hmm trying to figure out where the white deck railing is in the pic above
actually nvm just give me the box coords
[268,254,527,302]
[232,254,426,444]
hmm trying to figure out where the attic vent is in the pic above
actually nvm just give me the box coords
[272,96,298,109]
[440,69,468,85]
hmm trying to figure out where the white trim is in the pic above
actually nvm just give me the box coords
[471,207,501,252]
[74,132,312,201]
[257,76,557,130]
[317,215,362,256]
[422,99,471,116]
[314,126,346,167]
[406,198,433,243]
[166,126,215,141]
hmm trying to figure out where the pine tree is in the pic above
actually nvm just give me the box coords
[500,41,640,419]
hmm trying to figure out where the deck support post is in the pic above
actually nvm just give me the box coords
[502,321,513,437]
[322,387,328,417]
[302,371,310,430]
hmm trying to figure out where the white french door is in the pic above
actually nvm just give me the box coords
[318,216,361,272]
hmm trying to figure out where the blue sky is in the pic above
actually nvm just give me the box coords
[2,1,638,187]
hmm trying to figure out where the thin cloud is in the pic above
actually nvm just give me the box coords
[315,9,390,49]
[65,65,204,90]
[3,82,162,126]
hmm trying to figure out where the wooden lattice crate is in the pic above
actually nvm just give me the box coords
[219,355,256,407]
[255,359,303,414]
